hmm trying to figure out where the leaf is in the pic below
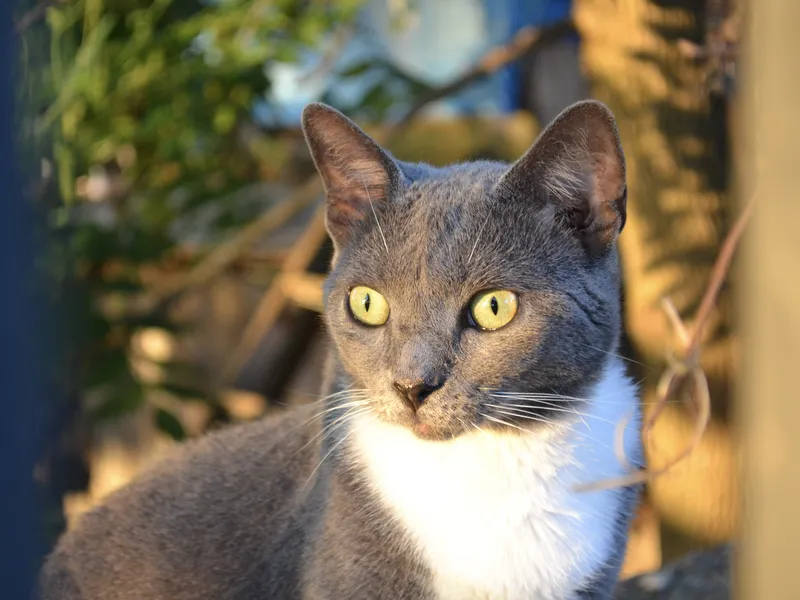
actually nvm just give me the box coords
[91,380,144,420]
[338,60,373,78]
[213,104,237,134]
[84,348,129,389]
[158,381,204,401]
[154,407,186,441]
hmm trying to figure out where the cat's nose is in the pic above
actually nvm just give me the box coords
[393,379,441,411]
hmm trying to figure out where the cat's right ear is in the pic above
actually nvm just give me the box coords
[301,103,403,248]
[495,100,626,257]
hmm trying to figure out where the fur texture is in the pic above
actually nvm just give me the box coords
[38,100,642,600]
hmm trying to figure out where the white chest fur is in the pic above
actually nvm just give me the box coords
[350,360,640,600]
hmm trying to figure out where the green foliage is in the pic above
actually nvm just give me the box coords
[23,0,365,431]
[154,407,186,441]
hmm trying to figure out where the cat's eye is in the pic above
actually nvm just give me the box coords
[348,286,390,326]
[468,290,518,330]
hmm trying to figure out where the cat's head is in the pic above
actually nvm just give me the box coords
[302,101,627,441]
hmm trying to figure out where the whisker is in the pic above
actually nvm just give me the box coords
[364,180,389,254]
[455,415,470,433]
[467,210,492,264]
[290,405,373,460]
[488,400,592,429]
[574,341,655,372]
[492,394,681,407]
[490,410,557,427]
[303,428,357,491]
[297,398,371,426]
[290,384,364,402]
[294,388,371,411]
[481,413,541,435]
[485,405,573,428]
[486,400,615,426]
[288,395,371,435]
[491,389,642,405]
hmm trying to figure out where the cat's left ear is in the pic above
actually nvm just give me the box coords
[301,103,404,248]
[496,100,627,255]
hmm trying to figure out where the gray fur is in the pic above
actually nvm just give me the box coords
[38,100,640,600]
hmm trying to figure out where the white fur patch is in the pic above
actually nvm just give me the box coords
[350,360,640,600]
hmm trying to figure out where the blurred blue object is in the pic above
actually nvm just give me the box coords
[260,0,575,126]
[1,5,46,599]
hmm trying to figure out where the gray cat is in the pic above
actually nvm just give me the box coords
[38,99,642,600]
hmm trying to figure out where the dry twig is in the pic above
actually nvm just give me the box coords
[385,20,574,141]
[220,208,328,383]
[576,194,755,493]
[128,176,323,318]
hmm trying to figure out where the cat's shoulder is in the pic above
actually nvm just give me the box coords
[115,401,322,500]
[39,404,322,600]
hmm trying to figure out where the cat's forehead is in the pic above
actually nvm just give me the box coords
[400,161,507,213]
[337,162,571,297]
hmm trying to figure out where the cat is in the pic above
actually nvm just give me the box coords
[38,99,642,600]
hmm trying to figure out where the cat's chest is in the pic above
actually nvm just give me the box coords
[350,414,634,600]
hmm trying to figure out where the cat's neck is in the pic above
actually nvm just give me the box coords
[345,358,640,599]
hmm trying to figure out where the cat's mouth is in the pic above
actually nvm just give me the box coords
[374,387,480,441]
[411,421,439,441]
[395,405,471,442]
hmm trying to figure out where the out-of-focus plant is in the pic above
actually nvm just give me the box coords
[20,0,365,441]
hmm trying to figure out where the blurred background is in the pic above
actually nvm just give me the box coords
[12,0,752,596]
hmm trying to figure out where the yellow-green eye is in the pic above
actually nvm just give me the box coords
[469,290,518,330]
[348,286,390,326]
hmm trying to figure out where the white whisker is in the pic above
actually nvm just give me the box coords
[574,341,654,371]
[287,394,371,436]
[303,428,357,491]
[364,180,389,254]
[293,397,370,429]
[290,405,373,459]
[487,399,617,427]
[485,405,565,427]
[481,413,537,435]
[292,384,365,403]
[487,400,592,429]
[467,210,492,264]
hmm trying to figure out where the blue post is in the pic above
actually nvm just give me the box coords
[0,4,46,598]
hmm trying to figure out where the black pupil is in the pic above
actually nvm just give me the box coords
[364,293,371,312]
[490,296,499,315]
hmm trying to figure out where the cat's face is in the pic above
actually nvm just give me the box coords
[303,102,627,441]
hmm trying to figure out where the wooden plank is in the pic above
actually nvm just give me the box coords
[738,0,800,598]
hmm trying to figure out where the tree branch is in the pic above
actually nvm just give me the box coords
[386,20,574,140]
[576,193,755,493]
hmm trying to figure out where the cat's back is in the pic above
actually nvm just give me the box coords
[39,404,325,600]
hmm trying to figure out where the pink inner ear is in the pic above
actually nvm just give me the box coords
[336,158,391,197]
[327,194,365,220]
[498,100,626,254]
[302,103,395,199]
[590,151,625,207]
